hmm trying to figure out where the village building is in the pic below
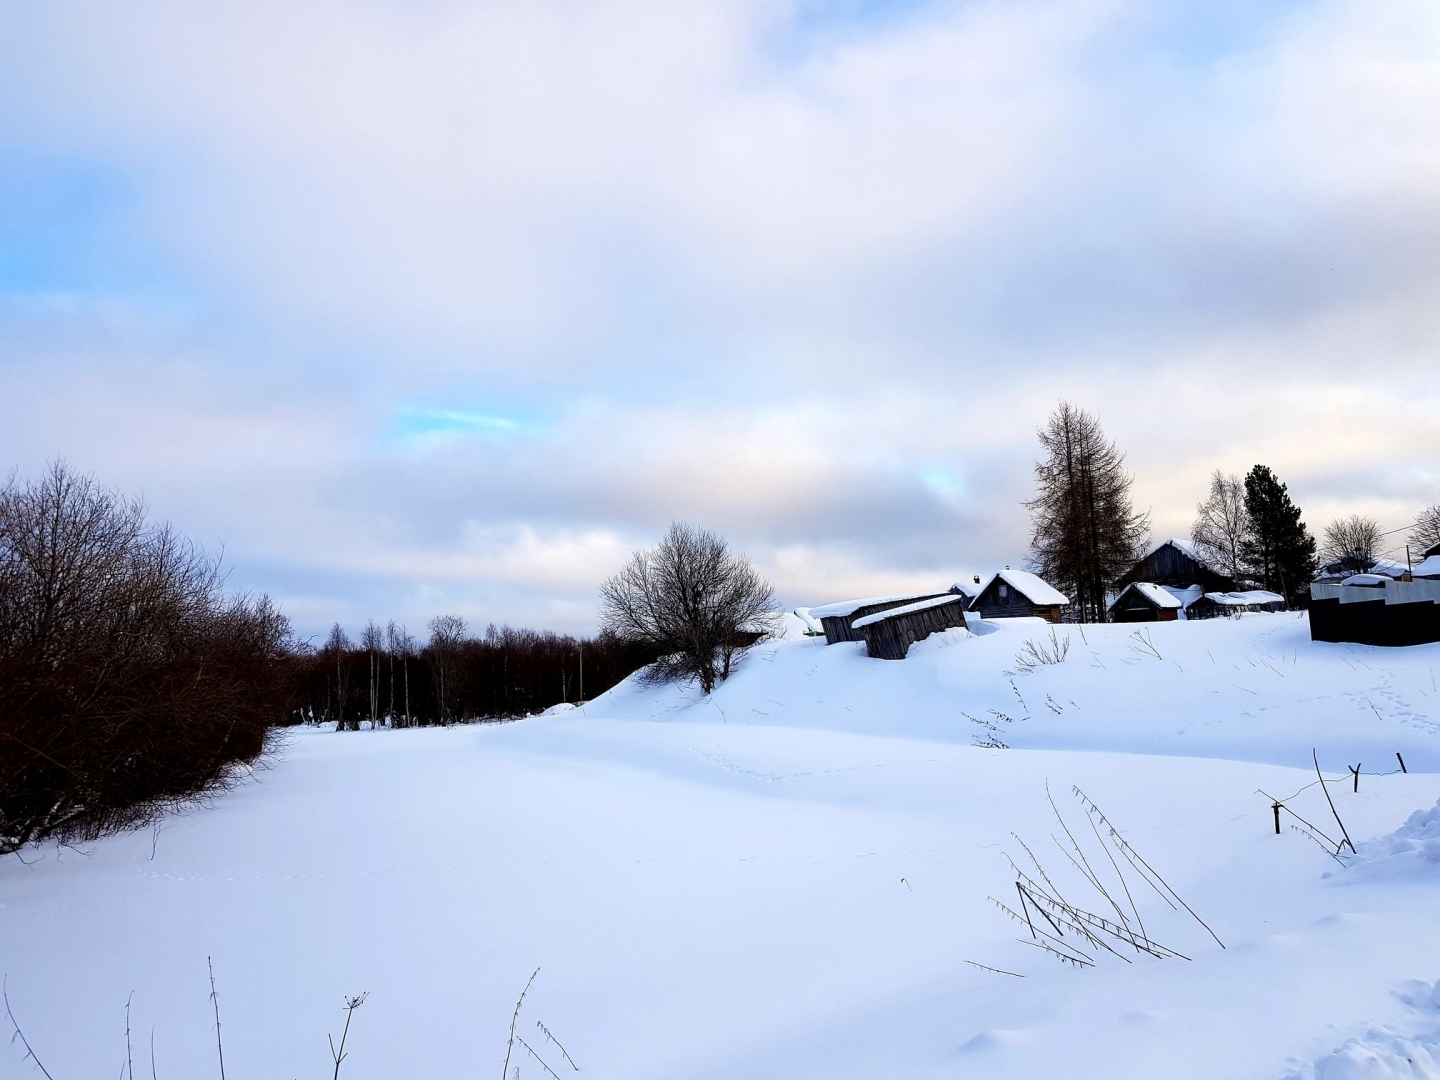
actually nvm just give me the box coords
[1108,582,1186,622]
[1118,538,1236,593]
[969,569,1068,623]
[808,591,950,645]
[1186,590,1287,619]
[851,594,972,660]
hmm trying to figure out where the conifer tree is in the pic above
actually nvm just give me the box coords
[1241,465,1316,606]
[1025,402,1150,623]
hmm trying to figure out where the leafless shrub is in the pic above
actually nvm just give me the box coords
[1011,628,1071,673]
[0,464,295,856]
[1128,629,1163,661]
[599,522,781,694]
[982,786,1222,974]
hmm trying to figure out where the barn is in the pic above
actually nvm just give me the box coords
[808,591,950,645]
[1108,582,1184,622]
[1118,538,1235,593]
[969,569,1068,622]
[851,594,972,660]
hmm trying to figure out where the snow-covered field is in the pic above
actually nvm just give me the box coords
[5,613,1440,1079]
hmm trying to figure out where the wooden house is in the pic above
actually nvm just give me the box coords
[1108,582,1184,622]
[809,591,949,645]
[969,569,1068,623]
[852,595,972,660]
[1118,539,1235,593]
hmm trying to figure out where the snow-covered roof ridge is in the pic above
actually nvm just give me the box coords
[1202,589,1285,605]
[809,591,947,619]
[980,568,1069,606]
[850,594,967,629]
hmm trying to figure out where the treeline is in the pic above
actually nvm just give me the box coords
[291,618,655,728]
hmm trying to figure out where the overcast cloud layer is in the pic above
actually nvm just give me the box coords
[2,0,1439,638]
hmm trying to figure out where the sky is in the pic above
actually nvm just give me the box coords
[2,0,1439,641]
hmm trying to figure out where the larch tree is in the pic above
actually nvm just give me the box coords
[1024,402,1150,623]
[1241,465,1316,606]
[1191,471,1252,584]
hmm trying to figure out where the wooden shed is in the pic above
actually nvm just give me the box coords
[1187,590,1287,619]
[1108,582,1183,622]
[852,595,972,660]
[809,592,949,645]
[1118,539,1235,593]
[969,569,1068,623]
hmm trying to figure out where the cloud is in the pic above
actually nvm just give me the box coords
[1,0,1439,635]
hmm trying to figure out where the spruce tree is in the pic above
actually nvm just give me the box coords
[1241,465,1316,606]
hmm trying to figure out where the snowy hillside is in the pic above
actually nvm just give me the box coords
[5,614,1440,1079]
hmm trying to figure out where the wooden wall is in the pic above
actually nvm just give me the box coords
[860,600,970,660]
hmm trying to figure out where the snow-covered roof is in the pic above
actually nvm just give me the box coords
[792,607,824,635]
[979,568,1069,606]
[1142,537,1205,566]
[1315,557,1408,580]
[809,591,947,619]
[851,594,968,629]
[949,579,983,599]
[1201,590,1286,606]
[1414,555,1440,579]
[1338,574,1389,587]
[1109,582,1182,610]
[1161,584,1204,608]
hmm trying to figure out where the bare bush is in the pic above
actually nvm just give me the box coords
[599,522,781,694]
[1012,628,1071,673]
[0,463,294,855]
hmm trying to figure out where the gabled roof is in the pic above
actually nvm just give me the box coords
[1108,582,1182,611]
[978,568,1069,606]
[851,594,967,629]
[1142,537,1205,566]
[809,591,946,619]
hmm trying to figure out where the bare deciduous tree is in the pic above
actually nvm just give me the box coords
[1191,471,1252,583]
[325,623,355,731]
[427,614,466,723]
[1320,514,1383,576]
[598,522,780,694]
[360,621,383,729]
[1024,403,1150,623]
[1411,505,1440,554]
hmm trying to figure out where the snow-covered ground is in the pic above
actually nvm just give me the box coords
[5,614,1440,1079]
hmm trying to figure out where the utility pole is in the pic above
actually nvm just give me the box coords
[578,643,584,702]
